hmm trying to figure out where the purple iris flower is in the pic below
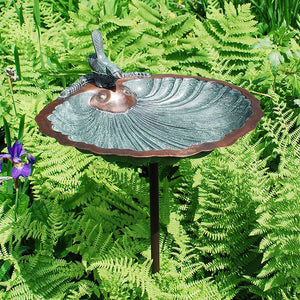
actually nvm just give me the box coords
[0,141,35,179]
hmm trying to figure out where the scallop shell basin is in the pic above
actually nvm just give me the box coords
[36,75,263,158]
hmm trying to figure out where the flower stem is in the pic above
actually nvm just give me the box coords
[7,76,18,116]
[14,178,19,221]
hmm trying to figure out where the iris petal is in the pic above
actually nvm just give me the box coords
[0,154,11,160]
[12,164,31,179]
[12,157,22,164]
[0,154,11,172]
[27,154,35,165]
[9,141,24,158]
[8,142,16,157]
[20,150,27,156]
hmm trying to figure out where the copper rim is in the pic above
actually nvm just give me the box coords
[35,75,264,158]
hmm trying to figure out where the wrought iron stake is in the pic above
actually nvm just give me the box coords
[149,163,160,274]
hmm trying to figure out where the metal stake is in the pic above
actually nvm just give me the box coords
[149,163,159,274]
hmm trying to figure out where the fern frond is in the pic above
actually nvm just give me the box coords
[88,256,164,299]
[0,196,15,246]
[26,134,94,202]
[18,254,97,299]
[246,91,300,298]
[199,1,262,78]
[67,216,113,264]
[189,135,268,295]
[1,273,39,300]
[131,0,163,27]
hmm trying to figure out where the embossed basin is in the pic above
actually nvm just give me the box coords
[35,75,263,158]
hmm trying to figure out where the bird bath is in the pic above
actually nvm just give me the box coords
[35,30,263,274]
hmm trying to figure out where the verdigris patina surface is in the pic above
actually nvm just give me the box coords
[47,76,253,151]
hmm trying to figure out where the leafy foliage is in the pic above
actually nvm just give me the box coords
[248,0,300,34]
[247,97,300,298]
[200,1,262,80]
[0,0,299,299]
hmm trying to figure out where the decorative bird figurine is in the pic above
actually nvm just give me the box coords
[59,30,150,99]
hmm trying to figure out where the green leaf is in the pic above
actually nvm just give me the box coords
[18,114,25,142]
[14,3,24,27]
[0,260,12,281]
[17,193,30,216]
[2,117,11,148]
[254,37,274,49]
[13,45,21,80]
[104,1,116,15]
[268,51,284,70]
[33,0,41,28]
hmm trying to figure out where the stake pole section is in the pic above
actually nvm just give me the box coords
[149,162,159,274]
